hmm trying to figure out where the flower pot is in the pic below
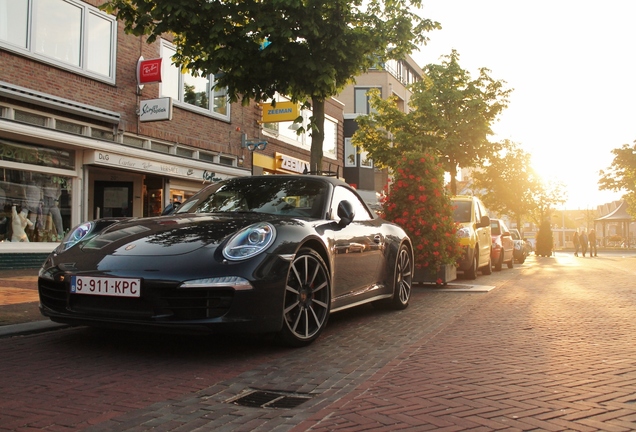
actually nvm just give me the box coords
[414,263,457,285]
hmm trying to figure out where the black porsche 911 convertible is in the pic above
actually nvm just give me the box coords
[38,175,414,347]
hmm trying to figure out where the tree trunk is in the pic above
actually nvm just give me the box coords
[310,96,325,174]
[449,163,458,195]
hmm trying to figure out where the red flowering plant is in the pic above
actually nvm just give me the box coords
[380,151,463,284]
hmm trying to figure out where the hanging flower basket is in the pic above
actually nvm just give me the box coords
[414,263,457,285]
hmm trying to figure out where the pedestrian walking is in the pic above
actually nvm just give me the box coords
[589,229,597,257]
[573,231,580,257]
[580,229,589,257]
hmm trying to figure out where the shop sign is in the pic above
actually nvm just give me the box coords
[260,101,300,123]
[139,98,172,122]
[86,151,230,182]
[137,57,163,84]
[276,153,308,174]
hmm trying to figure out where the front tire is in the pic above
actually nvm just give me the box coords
[277,249,331,348]
[390,244,413,310]
[494,251,503,271]
[465,249,478,280]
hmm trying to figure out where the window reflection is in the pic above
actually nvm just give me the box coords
[0,170,71,243]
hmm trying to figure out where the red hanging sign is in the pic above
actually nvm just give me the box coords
[137,57,162,85]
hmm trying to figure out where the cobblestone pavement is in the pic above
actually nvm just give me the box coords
[1,252,636,431]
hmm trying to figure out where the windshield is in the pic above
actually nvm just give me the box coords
[176,177,328,219]
[452,200,472,223]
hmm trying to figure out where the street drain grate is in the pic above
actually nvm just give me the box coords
[229,389,312,409]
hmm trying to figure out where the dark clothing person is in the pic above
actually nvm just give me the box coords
[573,232,580,257]
[589,229,597,257]
[580,230,589,257]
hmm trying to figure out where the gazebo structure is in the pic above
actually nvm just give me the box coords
[595,201,634,247]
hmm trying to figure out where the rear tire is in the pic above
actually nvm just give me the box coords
[494,252,503,271]
[482,252,492,275]
[507,257,514,269]
[390,244,413,310]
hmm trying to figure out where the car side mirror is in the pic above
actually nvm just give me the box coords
[477,215,490,228]
[337,200,355,227]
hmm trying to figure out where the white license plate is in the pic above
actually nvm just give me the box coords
[70,276,141,298]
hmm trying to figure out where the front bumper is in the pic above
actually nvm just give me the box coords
[38,254,290,335]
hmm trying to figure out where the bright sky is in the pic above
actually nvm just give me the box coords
[411,0,636,210]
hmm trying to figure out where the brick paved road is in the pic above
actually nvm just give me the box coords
[1,252,635,431]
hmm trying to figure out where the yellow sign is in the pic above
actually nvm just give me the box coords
[260,101,300,123]
[276,153,308,174]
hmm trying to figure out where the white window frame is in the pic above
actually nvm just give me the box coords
[160,40,231,121]
[0,0,117,83]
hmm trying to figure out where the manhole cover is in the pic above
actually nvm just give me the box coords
[229,389,312,409]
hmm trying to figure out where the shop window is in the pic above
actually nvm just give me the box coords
[0,139,75,170]
[14,110,47,127]
[345,138,356,167]
[55,119,83,135]
[160,40,230,121]
[360,149,373,168]
[176,147,194,158]
[0,0,116,83]
[0,170,72,243]
[151,142,171,153]
[344,137,372,168]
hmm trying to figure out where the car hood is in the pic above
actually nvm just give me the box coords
[79,213,277,257]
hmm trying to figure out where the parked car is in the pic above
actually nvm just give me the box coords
[38,175,414,347]
[510,228,527,263]
[451,195,492,279]
[490,219,514,271]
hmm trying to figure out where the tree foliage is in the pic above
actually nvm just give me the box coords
[353,49,511,193]
[598,140,636,216]
[472,140,541,230]
[101,0,439,172]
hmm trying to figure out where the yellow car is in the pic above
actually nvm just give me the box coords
[451,195,492,279]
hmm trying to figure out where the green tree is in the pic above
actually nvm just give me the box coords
[353,49,511,193]
[598,140,636,217]
[471,140,540,230]
[101,0,439,173]
[531,180,566,226]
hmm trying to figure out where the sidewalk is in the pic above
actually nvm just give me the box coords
[0,268,68,336]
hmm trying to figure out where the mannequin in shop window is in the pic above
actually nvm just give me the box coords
[11,205,33,242]
[42,178,64,240]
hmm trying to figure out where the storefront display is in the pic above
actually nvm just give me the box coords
[0,139,74,243]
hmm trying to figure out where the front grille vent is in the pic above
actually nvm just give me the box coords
[228,389,312,409]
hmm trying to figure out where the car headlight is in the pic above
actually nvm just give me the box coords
[457,227,471,238]
[60,222,94,251]
[223,222,276,261]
